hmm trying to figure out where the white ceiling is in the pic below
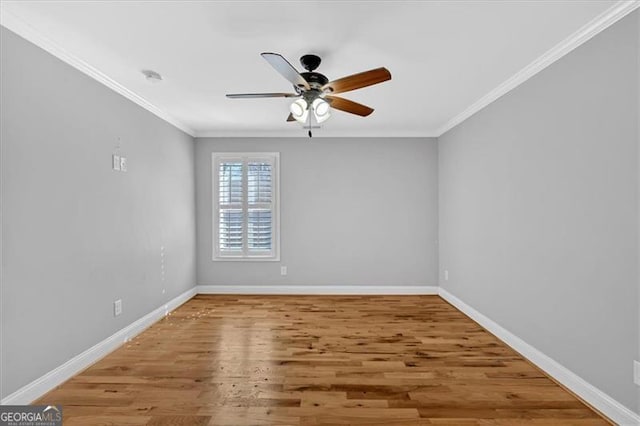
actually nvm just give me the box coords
[0,1,629,137]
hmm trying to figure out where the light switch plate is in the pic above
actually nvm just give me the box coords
[634,360,640,386]
[112,154,120,171]
[114,299,122,317]
[120,156,127,172]
[281,266,287,276]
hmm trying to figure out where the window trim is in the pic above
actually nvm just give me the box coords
[212,152,280,262]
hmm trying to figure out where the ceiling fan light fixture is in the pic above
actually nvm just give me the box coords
[290,99,309,123]
[312,98,331,123]
[313,98,330,116]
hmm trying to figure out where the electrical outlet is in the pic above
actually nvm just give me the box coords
[634,360,640,386]
[120,156,127,172]
[112,154,120,171]
[281,266,287,276]
[444,270,449,281]
[114,299,122,317]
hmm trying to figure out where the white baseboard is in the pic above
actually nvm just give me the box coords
[4,284,638,425]
[196,284,439,295]
[0,287,197,405]
[438,288,640,426]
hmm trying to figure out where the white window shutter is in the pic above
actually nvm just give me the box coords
[217,161,243,253]
[213,153,279,260]
[247,161,273,254]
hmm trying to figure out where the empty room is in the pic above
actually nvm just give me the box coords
[1,1,639,425]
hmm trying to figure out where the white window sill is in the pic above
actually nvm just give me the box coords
[212,256,280,262]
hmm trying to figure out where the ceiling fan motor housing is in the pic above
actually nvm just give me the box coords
[300,72,328,89]
[298,54,328,91]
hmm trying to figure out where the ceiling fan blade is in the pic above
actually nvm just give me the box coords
[325,95,374,117]
[261,53,310,90]
[226,92,299,99]
[322,67,391,94]
[286,113,295,122]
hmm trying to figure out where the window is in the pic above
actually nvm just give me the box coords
[212,152,279,260]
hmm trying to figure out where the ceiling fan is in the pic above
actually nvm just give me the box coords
[226,53,391,135]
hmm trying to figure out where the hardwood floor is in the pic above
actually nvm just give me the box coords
[37,295,609,425]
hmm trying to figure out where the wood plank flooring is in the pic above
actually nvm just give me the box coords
[36,295,609,425]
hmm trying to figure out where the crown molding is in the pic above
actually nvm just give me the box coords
[0,8,196,137]
[436,0,640,137]
[2,2,636,140]
[193,130,440,138]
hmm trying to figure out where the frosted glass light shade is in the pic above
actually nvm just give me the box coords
[290,99,309,123]
[312,98,331,123]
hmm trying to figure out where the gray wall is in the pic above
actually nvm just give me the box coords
[438,11,639,413]
[0,28,196,399]
[196,137,438,287]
